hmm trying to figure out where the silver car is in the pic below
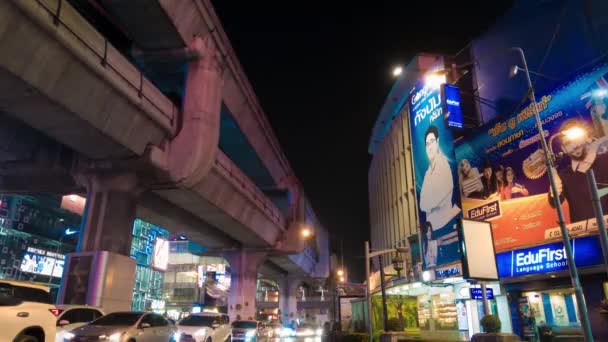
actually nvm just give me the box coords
[65,311,175,342]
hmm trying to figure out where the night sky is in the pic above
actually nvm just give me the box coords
[213,2,514,281]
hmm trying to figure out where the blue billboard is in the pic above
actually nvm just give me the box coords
[470,287,494,300]
[455,64,608,252]
[496,235,603,278]
[442,84,464,129]
[408,77,462,271]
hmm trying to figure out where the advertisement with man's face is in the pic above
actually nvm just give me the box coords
[409,77,462,270]
[456,65,608,252]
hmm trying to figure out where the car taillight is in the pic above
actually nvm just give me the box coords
[49,308,63,317]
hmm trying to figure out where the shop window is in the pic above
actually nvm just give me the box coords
[173,288,195,301]
[418,295,431,331]
[432,292,458,330]
[521,290,580,331]
[176,271,198,283]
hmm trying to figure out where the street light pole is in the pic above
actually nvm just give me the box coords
[364,241,372,342]
[364,241,409,341]
[587,169,608,277]
[513,47,594,341]
[378,255,389,332]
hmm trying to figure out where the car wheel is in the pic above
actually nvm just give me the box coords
[15,335,38,342]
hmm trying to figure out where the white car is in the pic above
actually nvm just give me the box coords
[54,305,104,342]
[231,321,260,342]
[175,313,231,342]
[66,311,175,342]
[0,280,58,342]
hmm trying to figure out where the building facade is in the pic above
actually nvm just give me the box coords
[368,1,608,340]
[368,56,510,341]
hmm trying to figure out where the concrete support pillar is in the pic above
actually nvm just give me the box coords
[77,173,139,255]
[224,251,267,321]
[59,173,140,312]
[278,277,302,324]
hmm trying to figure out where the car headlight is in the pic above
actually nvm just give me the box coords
[246,330,256,338]
[108,332,123,341]
[296,329,315,337]
[316,329,323,336]
[64,332,75,340]
[174,332,182,341]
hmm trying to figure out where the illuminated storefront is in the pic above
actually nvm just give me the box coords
[130,219,170,312]
[163,241,231,320]
[0,194,171,310]
[0,195,80,299]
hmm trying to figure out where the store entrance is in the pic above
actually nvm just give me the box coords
[518,289,582,341]
[462,298,498,336]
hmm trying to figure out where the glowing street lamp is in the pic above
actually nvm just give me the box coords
[339,276,345,283]
[424,72,447,89]
[337,269,344,277]
[392,66,403,77]
[301,226,312,238]
[563,126,587,141]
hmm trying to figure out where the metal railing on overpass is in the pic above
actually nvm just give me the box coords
[27,0,176,135]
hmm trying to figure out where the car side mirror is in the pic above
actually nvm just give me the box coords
[141,323,151,329]
[58,319,70,326]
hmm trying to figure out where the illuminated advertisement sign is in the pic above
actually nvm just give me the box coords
[152,238,169,271]
[496,235,602,277]
[20,247,65,278]
[455,65,608,252]
[442,84,464,129]
[470,288,494,300]
[408,75,463,271]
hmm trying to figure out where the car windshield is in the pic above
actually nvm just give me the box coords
[92,312,142,326]
[179,315,217,327]
[232,321,257,329]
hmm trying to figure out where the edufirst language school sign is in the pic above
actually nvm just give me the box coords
[408,77,462,271]
[496,235,602,277]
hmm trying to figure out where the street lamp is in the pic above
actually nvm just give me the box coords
[301,226,312,238]
[392,66,403,77]
[509,47,593,341]
[391,254,404,277]
[337,269,344,277]
[363,241,409,340]
[424,73,447,89]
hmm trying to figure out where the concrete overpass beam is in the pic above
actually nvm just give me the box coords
[223,250,267,321]
[59,172,141,312]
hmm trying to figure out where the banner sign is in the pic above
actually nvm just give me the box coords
[496,234,602,278]
[409,76,463,271]
[442,84,464,129]
[455,65,608,252]
[470,288,494,300]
